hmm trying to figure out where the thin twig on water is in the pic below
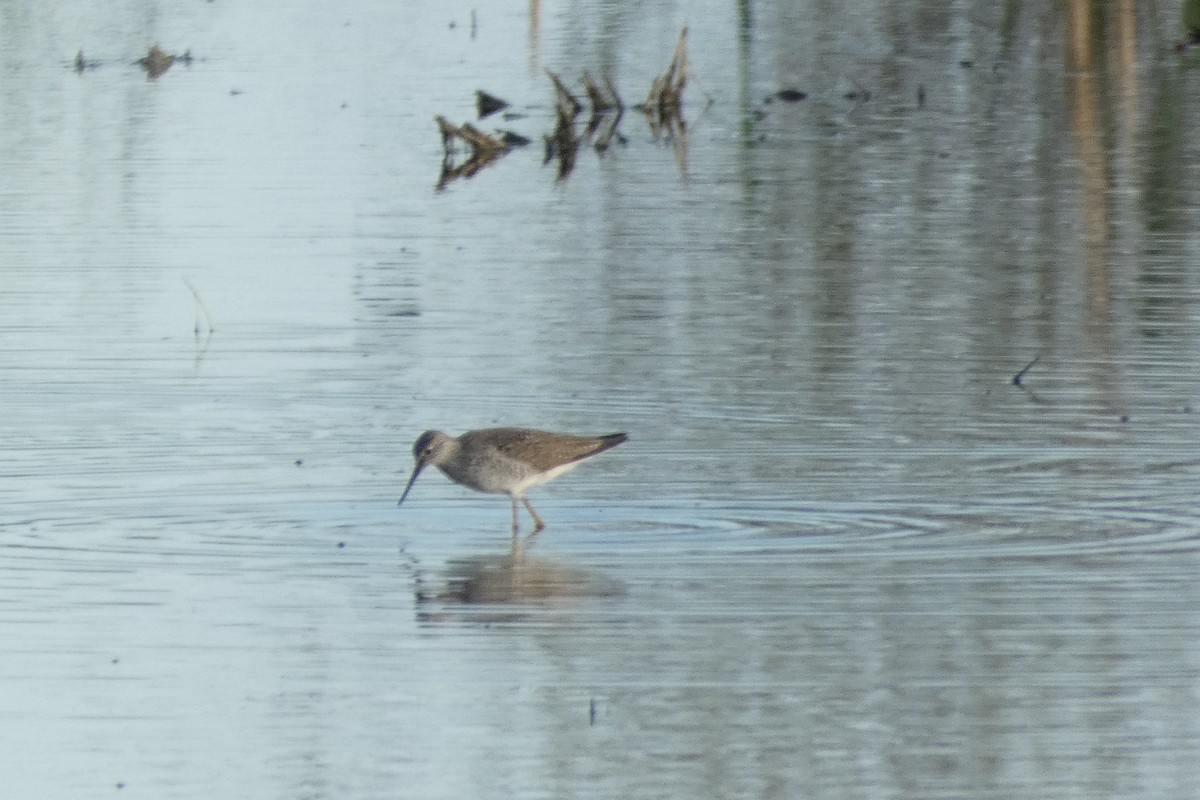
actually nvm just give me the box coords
[1012,352,1041,386]
[183,277,216,335]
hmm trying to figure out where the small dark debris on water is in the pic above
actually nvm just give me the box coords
[589,697,598,725]
[476,89,509,118]
[337,541,346,549]
[843,85,871,102]
[772,88,807,103]
[1012,352,1041,386]
[917,84,926,107]
[592,128,628,155]
[1120,414,1131,423]
[497,130,531,147]
[137,45,172,76]
[959,59,974,68]
[137,45,191,80]
[74,50,100,74]
[1175,27,1200,55]
[294,459,304,466]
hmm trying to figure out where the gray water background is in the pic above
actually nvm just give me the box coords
[3,1,1200,798]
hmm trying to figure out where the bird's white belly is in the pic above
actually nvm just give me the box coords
[440,454,584,496]
[507,460,583,496]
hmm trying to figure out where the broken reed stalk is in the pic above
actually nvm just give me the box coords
[547,70,583,119]
[434,116,519,189]
[643,27,689,111]
[544,111,579,180]
[436,115,459,151]
[581,70,624,118]
[457,123,508,154]
[582,70,614,113]
[602,73,624,114]
[435,115,509,158]
[664,26,689,100]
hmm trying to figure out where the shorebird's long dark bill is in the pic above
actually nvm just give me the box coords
[398,463,425,506]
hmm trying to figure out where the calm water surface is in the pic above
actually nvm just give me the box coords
[3,1,1200,798]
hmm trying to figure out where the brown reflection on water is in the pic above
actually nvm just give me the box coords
[1065,2,1111,317]
[1065,0,1133,414]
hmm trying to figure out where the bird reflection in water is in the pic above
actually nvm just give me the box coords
[415,536,623,618]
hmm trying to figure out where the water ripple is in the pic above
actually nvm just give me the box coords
[596,496,1200,561]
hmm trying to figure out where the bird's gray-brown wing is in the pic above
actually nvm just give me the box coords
[468,428,627,473]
